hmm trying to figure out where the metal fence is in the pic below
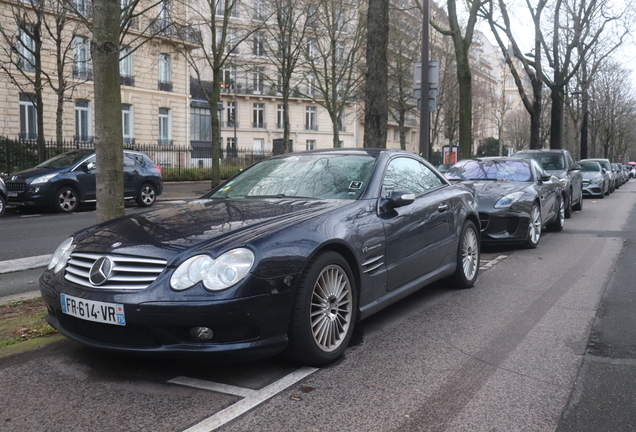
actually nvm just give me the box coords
[0,138,273,181]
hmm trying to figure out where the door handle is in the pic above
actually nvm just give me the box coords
[438,203,448,212]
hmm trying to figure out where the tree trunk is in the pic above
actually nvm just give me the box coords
[550,87,564,149]
[363,0,388,148]
[209,70,222,188]
[92,0,125,223]
[457,65,472,159]
[34,25,46,162]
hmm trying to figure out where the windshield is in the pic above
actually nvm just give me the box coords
[445,159,533,182]
[209,154,377,200]
[580,162,600,172]
[36,150,93,169]
[516,152,565,171]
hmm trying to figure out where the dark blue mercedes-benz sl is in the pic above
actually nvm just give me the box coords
[40,149,480,366]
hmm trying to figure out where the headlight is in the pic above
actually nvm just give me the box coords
[48,237,75,274]
[170,248,255,292]
[494,191,525,208]
[30,173,57,184]
[591,178,602,185]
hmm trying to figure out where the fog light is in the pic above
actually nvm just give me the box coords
[190,327,214,341]
[32,187,40,193]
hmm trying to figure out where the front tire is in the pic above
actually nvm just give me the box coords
[564,191,572,218]
[286,251,357,366]
[136,183,157,207]
[572,191,583,211]
[0,195,5,216]
[53,186,79,213]
[523,203,542,249]
[444,220,479,288]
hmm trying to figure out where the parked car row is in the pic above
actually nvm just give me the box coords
[2,149,164,214]
[33,148,632,367]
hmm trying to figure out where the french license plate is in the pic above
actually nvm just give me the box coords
[60,293,126,326]
[8,191,17,197]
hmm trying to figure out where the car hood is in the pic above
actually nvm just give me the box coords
[9,166,61,182]
[545,169,567,179]
[72,198,351,261]
[582,172,602,180]
[472,181,532,208]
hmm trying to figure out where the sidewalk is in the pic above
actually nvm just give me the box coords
[157,181,213,201]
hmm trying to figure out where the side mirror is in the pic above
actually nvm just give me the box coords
[538,173,551,182]
[86,162,96,171]
[602,168,607,173]
[569,163,581,171]
[380,190,415,212]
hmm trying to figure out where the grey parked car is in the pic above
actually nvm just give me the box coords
[581,158,614,194]
[0,176,6,216]
[580,161,609,198]
[515,149,583,218]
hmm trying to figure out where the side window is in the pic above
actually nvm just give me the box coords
[383,157,444,195]
[566,152,574,167]
[123,153,137,167]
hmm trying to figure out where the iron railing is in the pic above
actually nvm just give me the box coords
[0,138,273,181]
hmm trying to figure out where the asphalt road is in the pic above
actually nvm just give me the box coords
[0,181,635,431]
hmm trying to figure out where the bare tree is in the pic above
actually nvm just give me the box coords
[504,109,531,151]
[480,0,548,150]
[430,0,487,159]
[0,0,46,160]
[304,0,364,148]
[363,0,388,148]
[264,0,311,153]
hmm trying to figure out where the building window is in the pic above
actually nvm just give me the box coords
[411,131,416,143]
[119,46,134,86]
[191,107,211,141]
[306,74,316,97]
[253,32,265,56]
[74,0,90,17]
[253,138,264,152]
[19,93,37,141]
[307,38,317,59]
[227,101,236,127]
[221,64,236,91]
[393,129,399,142]
[252,67,265,93]
[158,0,171,27]
[253,0,265,20]
[158,108,171,145]
[217,28,238,55]
[305,106,317,131]
[74,99,91,143]
[122,104,133,144]
[338,112,345,132]
[17,26,35,72]
[306,140,316,151]
[277,104,284,129]
[73,36,91,80]
[252,103,265,128]
[508,78,514,86]
[158,53,172,91]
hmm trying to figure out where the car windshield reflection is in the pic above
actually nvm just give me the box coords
[446,159,533,182]
[36,150,93,169]
[208,154,377,200]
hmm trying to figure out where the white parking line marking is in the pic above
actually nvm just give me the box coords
[0,254,51,274]
[168,377,258,398]
[176,366,318,432]
[479,255,508,270]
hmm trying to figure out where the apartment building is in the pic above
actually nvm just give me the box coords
[0,0,193,148]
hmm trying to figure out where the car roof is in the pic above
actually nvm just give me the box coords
[515,149,568,153]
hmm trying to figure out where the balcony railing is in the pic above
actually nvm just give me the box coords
[73,66,93,81]
[121,75,135,87]
[73,135,93,143]
[158,139,173,146]
[158,81,173,92]
[305,124,318,131]
[252,122,266,129]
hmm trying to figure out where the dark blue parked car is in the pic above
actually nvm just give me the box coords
[0,176,6,216]
[5,149,163,212]
[40,149,480,366]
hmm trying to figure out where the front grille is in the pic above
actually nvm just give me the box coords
[582,180,590,186]
[65,252,167,290]
[6,181,26,192]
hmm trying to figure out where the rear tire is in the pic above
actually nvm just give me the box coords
[286,251,357,366]
[547,195,565,232]
[136,183,157,207]
[444,220,479,288]
[564,192,572,218]
[0,195,5,216]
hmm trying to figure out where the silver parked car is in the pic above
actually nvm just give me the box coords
[580,161,609,198]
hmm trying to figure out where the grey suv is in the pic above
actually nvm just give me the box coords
[515,149,583,218]
[5,149,163,213]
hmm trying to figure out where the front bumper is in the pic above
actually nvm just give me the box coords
[582,182,604,196]
[40,270,296,361]
[7,183,55,207]
[478,210,531,244]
